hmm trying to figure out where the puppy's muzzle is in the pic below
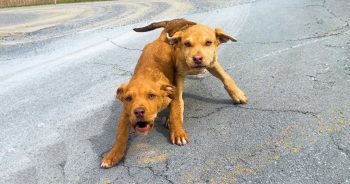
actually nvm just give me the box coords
[193,55,203,65]
[134,107,145,119]
[192,55,207,68]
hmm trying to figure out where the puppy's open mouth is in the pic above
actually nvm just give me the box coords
[133,121,153,135]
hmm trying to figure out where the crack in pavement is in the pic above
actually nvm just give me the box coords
[90,61,133,76]
[120,162,133,179]
[331,135,350,159]
[106,38,143,52]
[236,24,349,45]
[163,159,174,184]
[226,28,350,71]
[184,111,349,183]
[305,55,349,84]
[187,105,317,119]
[236,0,261,6]
[306,69,336,88]
[306,74,333,82]
[117,160,174,184]
[325,44,349,49]
[58,161,66,179]
[231,0,349,46]
[322,0,350,24]
[295,0,348,23]
[146,163,175,184]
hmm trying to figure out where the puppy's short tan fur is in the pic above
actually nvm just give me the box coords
[101,19,196,168]
[134,19,248,146]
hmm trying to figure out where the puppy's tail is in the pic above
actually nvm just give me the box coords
[133,21,169,32]
[133,19,196,34]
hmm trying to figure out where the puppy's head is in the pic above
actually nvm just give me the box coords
[167,24,236,70]
[116,80,175,135]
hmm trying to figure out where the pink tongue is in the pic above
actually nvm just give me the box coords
[135,124,150,133]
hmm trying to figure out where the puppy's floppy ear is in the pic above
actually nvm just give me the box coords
[161,84,177,99]
[215,28,237,44]
[116,83,128,101]
[166,31,183,45]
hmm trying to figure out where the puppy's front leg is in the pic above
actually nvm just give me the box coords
[208,62,248,104]
[101,111,131,168]
[169,75,188,145]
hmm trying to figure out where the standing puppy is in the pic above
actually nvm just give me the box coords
[134,20,248,146]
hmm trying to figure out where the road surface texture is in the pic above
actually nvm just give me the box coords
[1,0,349,183]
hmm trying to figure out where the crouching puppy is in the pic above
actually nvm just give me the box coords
[101,34,176,168]
[134,19,247,146]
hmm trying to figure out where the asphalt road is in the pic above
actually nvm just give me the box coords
[0,0,349,183]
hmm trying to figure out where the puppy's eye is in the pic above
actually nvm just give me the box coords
[205,40,212,46]
[148,93,156,100]
[184,41,191,47]
[125,96,132,102]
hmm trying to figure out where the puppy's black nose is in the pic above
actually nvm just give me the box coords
[134,108,145,118]
[193,55,203,64]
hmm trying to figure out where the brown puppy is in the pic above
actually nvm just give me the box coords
[101,19,196,168]
[134,19,248,146]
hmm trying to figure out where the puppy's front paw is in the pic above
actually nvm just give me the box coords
[101,152,122,169]
[231,89,248,104]
[170,129,189,146]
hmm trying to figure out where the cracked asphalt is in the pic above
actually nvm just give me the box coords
[0,0,349,183]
